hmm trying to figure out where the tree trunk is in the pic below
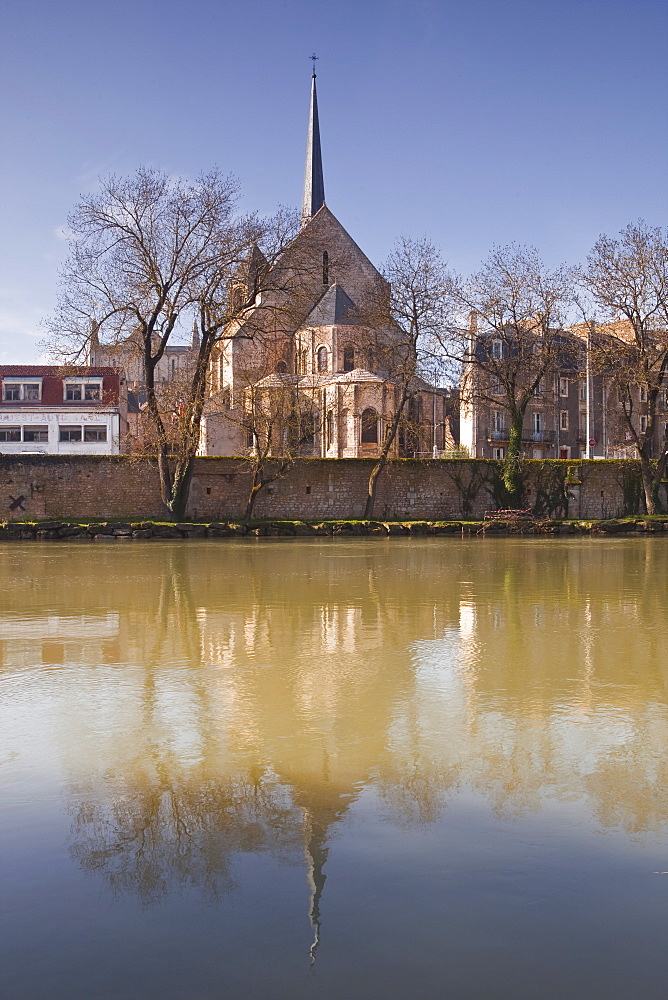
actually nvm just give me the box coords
[638,449,667,515]
[169,455,195,521]
[365,386,410,519]
[245,465,263,519]
[502,411,525,504]
[364,453,388,520]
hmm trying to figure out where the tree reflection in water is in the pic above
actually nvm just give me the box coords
[2,538,667,955]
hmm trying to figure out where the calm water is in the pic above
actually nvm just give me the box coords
[1,537,667,999]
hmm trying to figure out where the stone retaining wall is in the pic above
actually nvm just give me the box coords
[1,455,666,522]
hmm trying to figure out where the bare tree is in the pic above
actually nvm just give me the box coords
[362,236,451,519]
[47,167,295,520]
[228,371,317,519]
[454,245,575,501]
[582,222,668,514]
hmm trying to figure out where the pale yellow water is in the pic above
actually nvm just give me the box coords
[1,538,667,999]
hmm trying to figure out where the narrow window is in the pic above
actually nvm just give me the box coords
[532,412,542,433]
[640,415,647,433]
[340,409,349,448]
[322,250,329,285]
[343,345,354,372]
[317,346,328,373]
[84,382,101,400]
[559,377,569,397]
[65,383,83,401]
[492,340,502,360]
[560,410,569,430]
[361,408,378,444]
[366,348,374,371]
[326,410,334,448]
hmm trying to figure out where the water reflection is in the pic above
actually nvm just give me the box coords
[1,539,667,960]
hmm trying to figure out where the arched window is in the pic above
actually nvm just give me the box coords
[361,408,378,444]
[275,360,287,374]
[366,348,374,371]
[231,285,244,312]
[343,345,354,372]
[322,251,329,285]
[171,358,176,379]
[326,410,334,449]
[317,346,328,372]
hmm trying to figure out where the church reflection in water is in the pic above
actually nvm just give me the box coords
[1,539,667,958]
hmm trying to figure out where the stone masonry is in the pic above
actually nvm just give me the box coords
[1,455,665,522]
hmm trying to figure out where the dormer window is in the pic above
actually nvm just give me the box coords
[2,380,42,402]
[64,379,102,402]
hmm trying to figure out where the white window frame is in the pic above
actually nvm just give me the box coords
[2,379,42,402]
[559,377,569,397]
[59,425,83,442]
[22,425,49,442]
[560,410,569,431]
[83,425,108,442]
[0,425,22,441]
[63,378,103,402]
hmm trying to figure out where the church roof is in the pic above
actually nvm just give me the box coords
[322,368,386,385]
[304,284,357,327]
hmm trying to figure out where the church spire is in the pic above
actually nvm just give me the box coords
[301,62,325,226]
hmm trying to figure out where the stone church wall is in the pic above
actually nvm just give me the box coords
[1,455,662,522]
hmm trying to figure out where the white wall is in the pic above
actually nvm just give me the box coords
[0,409,121,455]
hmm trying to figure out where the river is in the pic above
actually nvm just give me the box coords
[1,537,667,999]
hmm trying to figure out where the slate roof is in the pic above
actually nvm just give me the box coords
[305,284,357,327]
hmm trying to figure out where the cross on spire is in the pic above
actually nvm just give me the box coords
[310,52,318,77]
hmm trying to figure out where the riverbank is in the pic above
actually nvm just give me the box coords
[1,516,667,540]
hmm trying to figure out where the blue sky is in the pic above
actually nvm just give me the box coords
[1,0,666,361]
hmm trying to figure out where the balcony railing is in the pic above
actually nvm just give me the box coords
[486,428,555,443]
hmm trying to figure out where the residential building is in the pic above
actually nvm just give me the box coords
[0,366,124,455]
[460,319,668,460]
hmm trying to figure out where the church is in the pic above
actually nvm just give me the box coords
[199,71,454,459]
